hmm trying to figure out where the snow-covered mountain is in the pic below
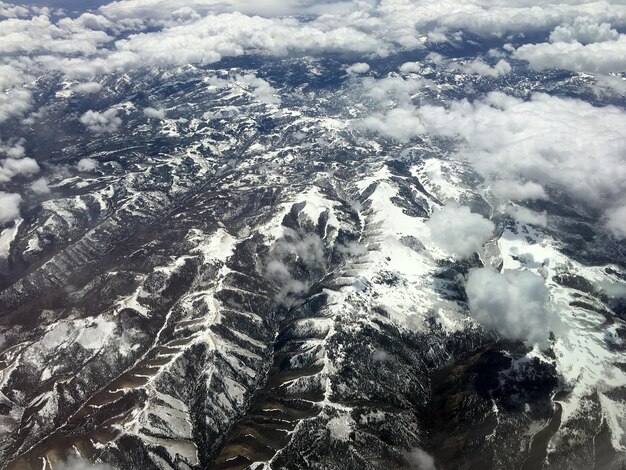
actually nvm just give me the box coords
[1,1,626,469]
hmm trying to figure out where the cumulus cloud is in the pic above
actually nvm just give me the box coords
[206,73,280,105]
[491,180,546,201]
[465,267,558,346]
[359,106,425,142]
[0,64,31,91]
[143,106,165,119]
[95,0,626,47]
[0,14,111,56]
[399,61,421,73]
[426,204,495,258]
[0,88,31,123]
[0,2,31,18]
[439,1,626,37]
[404,448,437,470]
[76,158,99,172]
[73,81,102,94]
[361,75,424,106]
[605,204,626,239]
[61,12,387,76]
[0,138,39,183]
[79,108,121,134]
[0,138,25,159]
[594,74,626,95]
[515,35,626,74]
[0,157,40,183]
[549,17,619,44]
[0,191,21,223]
[505,206,548,227]
[346,62,370,74]
[457,58,512,77]
[237,74,281,105]
[99,0,364,21]
[30,177,50,195]
[355,75,428,141]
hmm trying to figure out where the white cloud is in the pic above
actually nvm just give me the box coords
[515,34,626,74]
[465,267,558,346]
[346,62,370,74]
[359,106,425,142]
[487,47,508,58]
[399,61,421,73]
[457,58,512,77]
[416,92,626,236]
[68,13,387,76]
[0,14,111,55]
[0,191,21,223]
[426,52,444,65]
[30,177,50,194]
[594,74,626,95]
[206,73,280,105]
[0,157,39,183]
[439,1,626,37]
[0,3,31,18]
[361,75,424,106]
[426,204,495,258]
[143,106,165,119]
[0,0,624,85]
[605,204,626,239]
[73,81,102,94]
[0,139,38,183]
[549,17,619,44]
[237,74,280,105]
[505,206,548,227]
[72,13,114,31]
[0,88,31,123]
[76,157,99,172]
[80,108,122,134]
[94,0,626,41]
[600,278,626,299]
[0,64,31,91]
[491,180,546,201]
[404,448,437,470]
[57,456,115,470]
[0,138,25,159]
